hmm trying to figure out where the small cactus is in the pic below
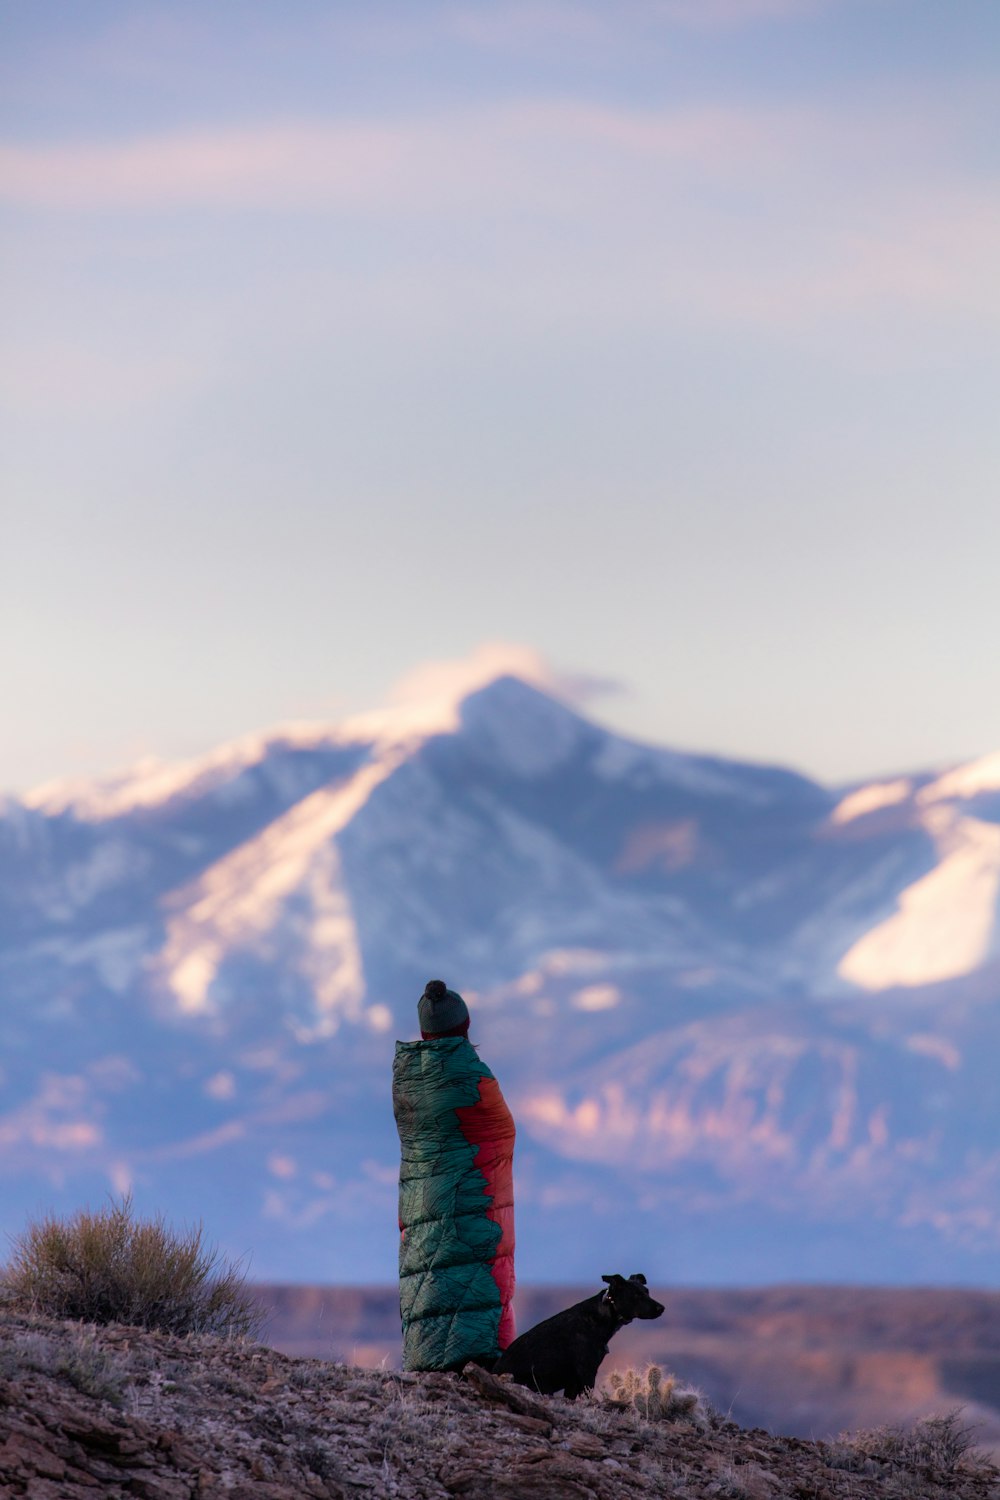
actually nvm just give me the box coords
[603,1364,702,1424]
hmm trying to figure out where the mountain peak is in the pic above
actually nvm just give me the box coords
[458,673,587,776]
[337,645,571,752]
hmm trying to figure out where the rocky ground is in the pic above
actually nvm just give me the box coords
[258,1283,1000,1453]
[1,1308,998,1500]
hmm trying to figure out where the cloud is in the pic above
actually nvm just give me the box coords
[0,1073,103,1155]
[339,643,565,743]
[0,103,766,213]
[387,643,556,707]
[0,122,406,211]
[383,643,625,719]
[551,670,627,709]
[2,94,997,349]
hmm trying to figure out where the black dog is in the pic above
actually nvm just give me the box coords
[493,1273,664,1399]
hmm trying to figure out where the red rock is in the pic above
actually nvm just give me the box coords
[130,1474,194,1500]
[0,1431,67,1481]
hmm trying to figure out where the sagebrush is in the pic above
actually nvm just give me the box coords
[1,1195,262,1338]
[826,1410,993,1484]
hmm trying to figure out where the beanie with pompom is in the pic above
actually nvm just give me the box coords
[418,978,470,1036]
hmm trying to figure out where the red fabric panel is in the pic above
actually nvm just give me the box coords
[455,1076,516,1349]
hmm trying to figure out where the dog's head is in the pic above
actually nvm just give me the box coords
[601,1273,665,1323]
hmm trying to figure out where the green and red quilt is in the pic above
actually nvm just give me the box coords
[392,1037,516,1372]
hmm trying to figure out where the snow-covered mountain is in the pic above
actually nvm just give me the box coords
[2,674,998,1283]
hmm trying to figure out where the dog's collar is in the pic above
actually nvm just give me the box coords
[602,1287,632,1326]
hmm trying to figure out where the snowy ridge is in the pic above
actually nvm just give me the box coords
[838,810,1000,990]
[155,753,405,1024]
[831,779,913,825]
[4,672,1000,996]
[21,725,352,822]
[919,751,1000,804]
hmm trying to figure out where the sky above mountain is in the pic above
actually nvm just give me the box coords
[2,0,999,792]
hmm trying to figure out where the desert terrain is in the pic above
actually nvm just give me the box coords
[257,1284,1000,1456]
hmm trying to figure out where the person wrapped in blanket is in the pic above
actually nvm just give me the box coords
[392,978,516,1372]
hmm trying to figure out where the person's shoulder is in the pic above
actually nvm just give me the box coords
[465,1043,497,1082]
[393,1039,424,1067]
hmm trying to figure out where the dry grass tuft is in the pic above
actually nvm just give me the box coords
[0,1324,130,1406]
[1,1195,263,1338]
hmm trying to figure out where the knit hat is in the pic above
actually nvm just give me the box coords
[418,978,470,1036]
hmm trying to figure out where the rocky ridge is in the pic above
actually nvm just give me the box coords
[260,1283,1000,1455]
[1,1309,998,1500]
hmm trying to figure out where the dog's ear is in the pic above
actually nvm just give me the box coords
[628,1274,647,1285]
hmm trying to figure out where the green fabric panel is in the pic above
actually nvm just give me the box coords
[393,1037,503,1371]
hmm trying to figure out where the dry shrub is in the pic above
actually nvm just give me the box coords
[831,1410,994,1480]
[1,1195,262,1338]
